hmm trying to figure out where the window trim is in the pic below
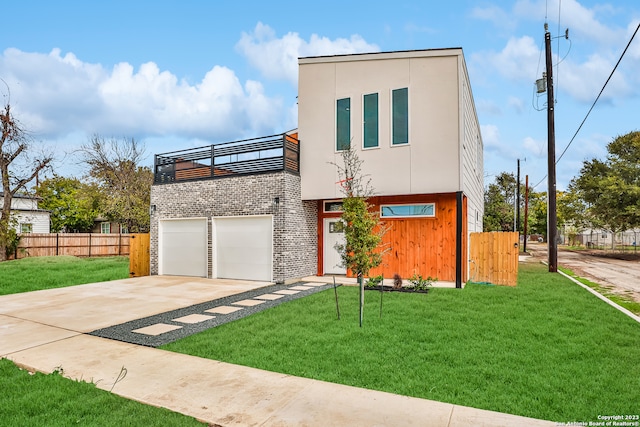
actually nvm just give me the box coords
[391,87,409,146]
[380,203,436,218]
[101,222,111,234]
[336,97,351,152]
[20,223,33,234]
[362,92,379,150]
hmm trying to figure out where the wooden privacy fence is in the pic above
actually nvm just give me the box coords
[15,233,130,259]
[469,232,519,286]
[129,233,150,277]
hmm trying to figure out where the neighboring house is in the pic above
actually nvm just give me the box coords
[91,218,128,234]
[0,193,51,234]
[149,48,484,287]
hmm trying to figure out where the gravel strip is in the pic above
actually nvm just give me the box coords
[89,282,334,347]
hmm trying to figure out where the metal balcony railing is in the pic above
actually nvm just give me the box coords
[153,132,299,184]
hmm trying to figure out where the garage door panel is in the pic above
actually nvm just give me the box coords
[215,216,272,282]
[160,218,208,277]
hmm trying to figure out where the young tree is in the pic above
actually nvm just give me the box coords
[81,136,153,233]
[333,147,387,327]
[36,176,100,232]
[1,88,52,261]
[483,172,517,231]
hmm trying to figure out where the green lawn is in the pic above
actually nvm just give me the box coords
[0,255,129,295]
[0,359,204,426]
[0,255,202,425]
[559,266,640,315]
[163,263,640,423]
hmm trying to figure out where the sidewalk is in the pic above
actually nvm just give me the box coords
[0,276,556,427]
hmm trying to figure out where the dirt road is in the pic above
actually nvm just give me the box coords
[525,242,640,303]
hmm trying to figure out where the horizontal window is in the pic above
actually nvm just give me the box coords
[380,203,435,218]
[324,201,344,212]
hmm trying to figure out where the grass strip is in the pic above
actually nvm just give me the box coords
[0,359,204,426]
[0,256,129,295]
[163,263,640,422]
[559,266,640,315]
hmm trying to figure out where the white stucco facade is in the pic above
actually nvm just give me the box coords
[298,48,484,232]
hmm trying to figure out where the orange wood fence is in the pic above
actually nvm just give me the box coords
[469,232,519,286]
[128,233,150,277]
[15,233,130,259]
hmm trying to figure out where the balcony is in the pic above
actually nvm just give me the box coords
[154,132,299,184]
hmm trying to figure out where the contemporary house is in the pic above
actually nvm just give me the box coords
[149,48,483,287]
[0,193,51,234]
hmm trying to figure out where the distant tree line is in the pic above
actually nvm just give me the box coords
[484,130,640,248]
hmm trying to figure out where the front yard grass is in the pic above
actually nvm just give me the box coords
[163,263,640,423]
[559,266,640,315]
[0,255,129,295]
[0,359,204,426]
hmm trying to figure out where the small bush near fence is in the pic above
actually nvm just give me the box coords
[12,233,130,259]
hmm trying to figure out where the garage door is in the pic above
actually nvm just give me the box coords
[214,216,272,281]
[159,218,208,277]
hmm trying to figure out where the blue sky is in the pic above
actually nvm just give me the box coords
[1,0,639,191]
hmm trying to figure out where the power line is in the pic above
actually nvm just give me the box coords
[533,21,640,189]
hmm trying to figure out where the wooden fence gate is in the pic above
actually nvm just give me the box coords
[129,233,150,277]
[469,232,519,286]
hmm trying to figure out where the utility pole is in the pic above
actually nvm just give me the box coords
[516,159,521,233]
[545,24,558,272]
[524,175,529,253]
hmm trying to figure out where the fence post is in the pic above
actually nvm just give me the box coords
[118,233,122,256]
[56,233,59,256]
[88,234,92,257]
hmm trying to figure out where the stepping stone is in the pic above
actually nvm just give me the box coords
[205,306,244,315]
[301,282,328,287]
[255,293,286,300]
[289,285,313,291]
[132,323,182,336]
[274,290,300,295]
[233,299,266,307]
[172,314,215,324]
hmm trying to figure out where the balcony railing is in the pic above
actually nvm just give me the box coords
[154,133,299,184]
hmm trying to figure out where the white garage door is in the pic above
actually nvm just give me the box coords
[159,218,208,277]
[214,216,272,281]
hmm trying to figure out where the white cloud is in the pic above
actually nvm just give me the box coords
[477,99,502,116]
[0,47,284,143]
[508,96,525,114]
[470,5,516,31]
[523,136,545,157]
[478,36,541,83]
[236,22,379,85]
[481,124,502,150]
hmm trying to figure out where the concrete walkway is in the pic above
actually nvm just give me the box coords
[0,276,556,427]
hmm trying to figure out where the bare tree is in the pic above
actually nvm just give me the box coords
[81,135,152,233]
[0,84,52,261]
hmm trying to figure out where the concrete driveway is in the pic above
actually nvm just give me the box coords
[0,275,556,427]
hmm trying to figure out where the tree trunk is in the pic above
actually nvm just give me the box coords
[358,274,364,328]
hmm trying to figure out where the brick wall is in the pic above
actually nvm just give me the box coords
[150,171,317,283]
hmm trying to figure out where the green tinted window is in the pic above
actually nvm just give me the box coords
[336,98,350,151]
[392,88,408,145]
[363,93,378,148]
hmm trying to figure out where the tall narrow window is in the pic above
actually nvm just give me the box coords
[392,88,408,145]
[363,93,378,148]
[336,98,350,151]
